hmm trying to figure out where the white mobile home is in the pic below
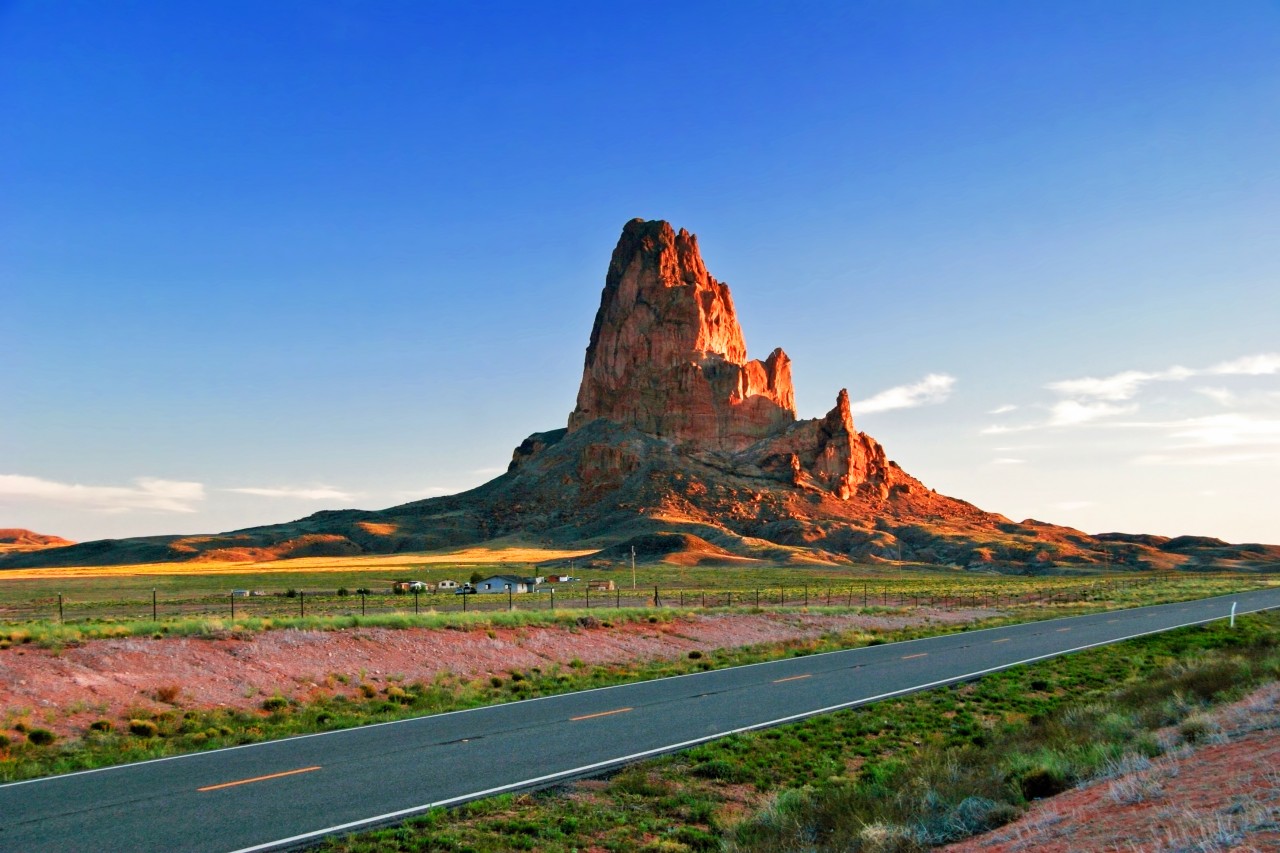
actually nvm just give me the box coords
[472,575,538,594]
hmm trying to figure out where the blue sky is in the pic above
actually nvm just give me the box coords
[3,1,1279,544]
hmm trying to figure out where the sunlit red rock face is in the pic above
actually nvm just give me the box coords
[568,219,796,452]
[567,219,910,503]
[748,388,910,501]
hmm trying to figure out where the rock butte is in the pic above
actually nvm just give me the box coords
[4,220,1277,572]
[568,218,795,452]
[558,218,903,502]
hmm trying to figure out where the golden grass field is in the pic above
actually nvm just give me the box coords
[0,545,596,581]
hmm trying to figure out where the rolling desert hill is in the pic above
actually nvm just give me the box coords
[4,220,1277,574]
[0,529,74,554]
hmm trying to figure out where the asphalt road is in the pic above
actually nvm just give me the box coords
[1,588,1277,853]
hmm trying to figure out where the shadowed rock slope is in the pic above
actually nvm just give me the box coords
[5,220,1276,573]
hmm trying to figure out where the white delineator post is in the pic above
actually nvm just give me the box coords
[1230,601,1237,628]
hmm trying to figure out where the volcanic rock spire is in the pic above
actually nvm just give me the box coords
[568,219,796,451]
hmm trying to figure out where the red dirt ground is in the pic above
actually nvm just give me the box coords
[0,608,988,736]
[946,682,1280,853]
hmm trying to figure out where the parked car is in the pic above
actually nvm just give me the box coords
[453,583,476,595]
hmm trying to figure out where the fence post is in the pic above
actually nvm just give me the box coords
[361,591,366,616]
[804,586,809,606]
[230,592,235,619]
[414,591,419,614]
[152,589,157,621]
[756,588,760,607]
[616,589,620,608]
[701,591,706,608]
[586,587,590,609]
[654,585,660,607]
[462,591,467,612]
[58,593,64,623]
[507,584,513,611]
[300,590,305,617]
[780,587,785,606]
[863,583,867,607]
[727,591,732,607]
[550,587,555,611]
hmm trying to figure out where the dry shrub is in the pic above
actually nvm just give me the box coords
[128,719,159,738]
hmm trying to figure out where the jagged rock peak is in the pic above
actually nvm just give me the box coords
[568,219,796,451]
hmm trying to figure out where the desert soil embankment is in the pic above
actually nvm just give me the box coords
[0,608,989,740]
[945,681,1280,853]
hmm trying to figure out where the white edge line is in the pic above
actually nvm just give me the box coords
[0,588,1274,793]
[224,598,1277,853]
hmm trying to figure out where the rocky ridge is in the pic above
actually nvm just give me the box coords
[3,220,1276,573]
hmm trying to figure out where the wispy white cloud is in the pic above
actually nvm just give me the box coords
[1046,352,1279,403]
[0,475,204,513]
[991,457,1025,465]
[1165,414,1280,448]
[980,423,1037,435]
[1209,353,1280,376]
[226,485,357,501]
[982,352,1280,434]
[988,404,1017,415]
[851,373,955,415]
[1048,400,1137,426]
[1196,387,1236,406]
[1119,414,1280,467]
[1133,451,1280,466]
[1047,367,1192,402]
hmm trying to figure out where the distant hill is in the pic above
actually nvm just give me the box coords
[0,529,75,553]
[5,220,1277,574]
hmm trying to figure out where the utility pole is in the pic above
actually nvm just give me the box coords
[631,545,636,590]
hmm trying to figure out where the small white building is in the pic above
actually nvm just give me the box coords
[472,575,538,594]
[437,580,459,590]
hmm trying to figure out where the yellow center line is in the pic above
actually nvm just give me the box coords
[571,707,632,722]
[773,674,812,683]
[198,766,321,792]
[991,638,1010,644]
[901,653,928,660]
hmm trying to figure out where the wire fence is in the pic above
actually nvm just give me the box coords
[0,574,1266,626]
